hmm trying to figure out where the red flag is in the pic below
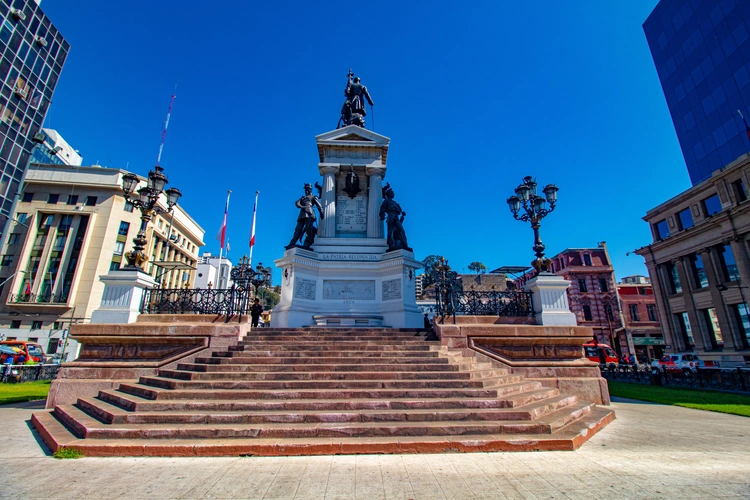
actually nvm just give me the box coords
[738,110,750,142]
[249,191,259,258]
[24,281,30,295]
[215,191,231,250]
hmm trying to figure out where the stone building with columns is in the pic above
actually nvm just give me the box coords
[0,162,204,359]
[636,153,750,367]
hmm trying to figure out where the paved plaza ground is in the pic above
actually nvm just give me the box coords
[0,398,748,499]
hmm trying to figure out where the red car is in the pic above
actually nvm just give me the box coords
[583,342,619,370]
[0,341,44,364]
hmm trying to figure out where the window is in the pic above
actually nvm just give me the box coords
[582,254,592,266]
[109,260,120,271]
[582,305,593,321]
[734,303,750,348]
[47,338,60,354]
[647,304,657,322]
[689,254,708,288]
[53,321,62,330]
[629,304,640,322]
[665,262,681,293]
[638,287,647,295]
[118,221,129,236]
[717,245,739,282]
[113,241,125,256]
[733,180,748,203]
[124,200,134,212]
[676,208,693,230]
[7,233,19,245]
[578,278,587,292]
[16,212,27,224]
[31,320,42,329]
[599,278,609,292]
[21,192,33,202]
[702,194,722,216]
[703,308,724,349]
[655,219,670,240]
[10,320,20,329]
[604,304,614,321]
[66,194,78,205]
[47,193,59,204]
[84,196,97,206]
[679,312,694,346]
[1,254,13,267]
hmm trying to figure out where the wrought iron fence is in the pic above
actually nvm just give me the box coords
[1,363,60,383]
[140,286,252,322]
[601,364,750,393]
[8,293,67,304]
[437,288,535,323]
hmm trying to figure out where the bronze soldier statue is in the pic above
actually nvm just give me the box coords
[338,69,374,128]
[379,185,412,252]
[286,183,324,250]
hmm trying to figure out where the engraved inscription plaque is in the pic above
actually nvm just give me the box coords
[335,195,367,233]
[382,278,402,301]
[293,278,316,300]
[323,280,376,300]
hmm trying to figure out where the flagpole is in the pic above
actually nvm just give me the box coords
[249,190,259,266]
[217,190,231,288]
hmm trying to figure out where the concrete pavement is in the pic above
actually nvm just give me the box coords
[0,398,749,499]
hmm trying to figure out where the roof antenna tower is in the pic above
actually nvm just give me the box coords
[156,81,178,167]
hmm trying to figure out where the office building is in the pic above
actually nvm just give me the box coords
[195,253,233,289]
[635,154,750,367]
[0,1,69,236]
[643,0,750,185]
[0,162,205,360]
[30,128,81,166]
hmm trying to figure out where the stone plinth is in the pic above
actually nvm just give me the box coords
[46,314,248,408]
[434,316,610,405]
[90,270,157,324]
[523,273,578,326]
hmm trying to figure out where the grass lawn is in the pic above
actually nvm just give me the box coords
[0,380,51,405]
[608,381,750,417]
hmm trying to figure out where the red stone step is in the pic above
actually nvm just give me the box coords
[116,383,504,401]
[76,394,580,425]
[31,407,616,456]
[226,349,441,358]
[53,402,596,439]
[158,368,485,381]
[187,361,460,372]
[208,355,450,365]
[236,343,433,351]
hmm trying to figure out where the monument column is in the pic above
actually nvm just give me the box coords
[319,164,339,238]
[367,168,385,238]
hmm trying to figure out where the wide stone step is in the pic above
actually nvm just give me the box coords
[187,361,460,372]
[137,375,489,390]
[77,394,580,425]
[116,383,504,401]
[31,406,617,456]
[159,368,497,381]
[240,337,433,344]
[236,343,433,351]
[96,391,565,413]
[210,354,450,364]
[53,402,596,439]
[226,349,441,358]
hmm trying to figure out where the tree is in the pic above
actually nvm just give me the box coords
[468,261,487,274]
[421,254,446,288]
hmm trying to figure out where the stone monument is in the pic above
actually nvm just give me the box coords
[272,72,422,328]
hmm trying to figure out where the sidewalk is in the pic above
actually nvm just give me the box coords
[0,398,748,499]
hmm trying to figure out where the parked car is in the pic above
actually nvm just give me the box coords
[0,341,45,364]
[650,353,704,375]
[583,342,619,370]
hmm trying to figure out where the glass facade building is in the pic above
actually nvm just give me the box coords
[0,1,68,234]
[644,0,750,185]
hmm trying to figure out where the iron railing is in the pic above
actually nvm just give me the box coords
[437,288,535,324]
[140,286,252,322]
[9,293,67,304]
[1,363,61,383]
[601,364,750,393]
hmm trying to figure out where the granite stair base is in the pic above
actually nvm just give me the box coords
[33,327,614,456]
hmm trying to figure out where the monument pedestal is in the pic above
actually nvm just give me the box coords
[522,273,578,326]
[272,246,422,328]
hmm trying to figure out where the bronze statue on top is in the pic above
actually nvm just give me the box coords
[286,183,324,250]
[379,183,412,252]
[338,69,374,128]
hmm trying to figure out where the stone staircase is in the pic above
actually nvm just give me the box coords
[33,327,614,456]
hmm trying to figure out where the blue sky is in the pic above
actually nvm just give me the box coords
[39,0,686,282]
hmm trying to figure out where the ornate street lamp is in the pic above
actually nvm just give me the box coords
[231,257,272,295]
[507,176,559,275]
[121,166,182,271]
[249,262,272,297]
